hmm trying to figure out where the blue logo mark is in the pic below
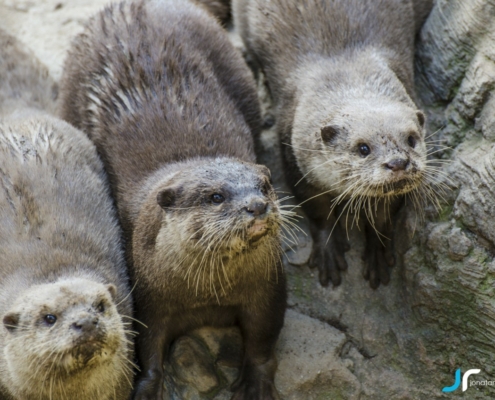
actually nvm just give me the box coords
[442,369,461,393]
[442,368,480,393]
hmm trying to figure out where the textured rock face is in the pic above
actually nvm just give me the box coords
[2,0,495,398]
[408,1,495,397]
[160,311,360,399]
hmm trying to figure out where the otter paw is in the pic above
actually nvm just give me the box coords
[133,373,164,400]
[309,238,348,287]
[362,243,394,289]
[230,379,280,400]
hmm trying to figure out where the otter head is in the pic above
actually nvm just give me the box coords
[293,97,426,198]
[141,158,281,293]
[156,158,279,252]
[2,277,127,398]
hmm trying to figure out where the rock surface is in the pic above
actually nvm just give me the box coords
[2,0,495,398]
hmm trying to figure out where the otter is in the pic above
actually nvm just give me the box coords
[233,0,434,289]
[58,1,286,399]
[0,29,134,400]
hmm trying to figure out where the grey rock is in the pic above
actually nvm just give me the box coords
[160,310,359,399]
[169,336,220,394]
[416,0,495,102]
[275,310,361,400]
[448,226,472,261]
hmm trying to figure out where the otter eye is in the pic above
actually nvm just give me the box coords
[407,135,416,148]
[358,143,370,156]
[96,302,105,313]
[211,193,224,204]
[44,314,57,326]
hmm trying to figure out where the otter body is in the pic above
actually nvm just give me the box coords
[0,30,134,400]
[59,1,286,399]
[234,0,432,288]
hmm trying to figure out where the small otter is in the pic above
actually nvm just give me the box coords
[233,0,434,288]
[58,1,286,399]
[0,30,134,400]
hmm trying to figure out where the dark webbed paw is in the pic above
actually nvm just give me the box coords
[230,371,279,400]
[361,197,402,289]
[230,359,280,400]
[133,370,164,400]
[309,233,349,287]
[362,237,395,289]
[230,379,279,400]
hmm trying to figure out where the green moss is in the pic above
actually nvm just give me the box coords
[478,275,495,295]
[316,391,344,400]
[289,271,312,301]
[454,218,467,230]
[472,248,489,266]
[437,204,453,222]
[311,386,354,400]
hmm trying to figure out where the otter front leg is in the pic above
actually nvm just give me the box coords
[133,317,171,400]
[231,358,280,400]
[362,198,402,289]
[308,213,349,287]
[231,279,286,400]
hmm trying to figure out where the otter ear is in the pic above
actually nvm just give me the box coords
[257,165,271,179]
[3,312,20,333]
[321,125,339,143]
[416,111,426,129]
[157,188,176,209]
[106,284,117,300]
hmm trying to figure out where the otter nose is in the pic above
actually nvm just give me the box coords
[245,199,268,217]
[71,316,98,333]
[384,158,409,171]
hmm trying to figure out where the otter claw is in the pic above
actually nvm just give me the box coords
[230,380,280,400]
[133,374,164,400]
[363,244,393,289]
[310,237,348,287]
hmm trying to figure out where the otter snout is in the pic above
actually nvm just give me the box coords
[244,198,268,217]
[384,158,409,171]
[71,315,99,334]
[243,197,272,242]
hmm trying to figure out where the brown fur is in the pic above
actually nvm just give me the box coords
[193,0,231,25]
[233,0,433,288]
[413,0,434,32]
[0,30,134,400]
[58,1,286,399]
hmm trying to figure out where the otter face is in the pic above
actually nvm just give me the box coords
[2,278,126,390]
[294,98,426,198]
[156,158,280,257]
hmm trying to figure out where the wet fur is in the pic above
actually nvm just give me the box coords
[234,0,435,288]
[58,1,286,399]
[193,0,231,25]
[0,30,134,400]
